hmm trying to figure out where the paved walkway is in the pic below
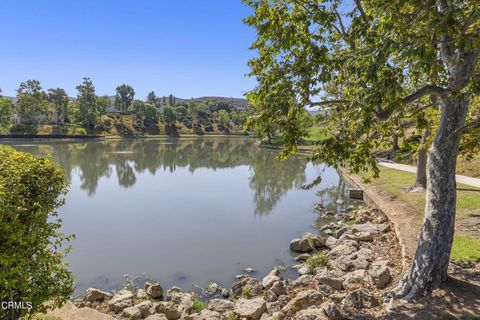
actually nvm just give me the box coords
[378,160,480,188]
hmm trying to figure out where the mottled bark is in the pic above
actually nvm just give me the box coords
[388,94,468,300]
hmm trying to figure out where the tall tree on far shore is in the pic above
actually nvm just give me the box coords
[168,94,174,106]
[97,95,112,113]
[147,91,158,105]
[16,80,48,124]
[48,88,70,124]
[0,96,13,125]
[163,106,177,127]
[115,84,135,123]
[76,77,100,129]
[245,0,480,301]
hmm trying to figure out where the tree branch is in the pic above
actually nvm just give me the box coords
[448,119,480,139]
[374,85,446,120]
[354,0,368,23]
[402,85,446,104]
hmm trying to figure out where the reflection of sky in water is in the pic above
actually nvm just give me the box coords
[4,138,344,295]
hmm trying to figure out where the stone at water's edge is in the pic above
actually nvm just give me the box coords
[145,281,164,298]
[85,288,111,302]
[234,297,267,320]
[290,232,326,253]
[108,289,134,313]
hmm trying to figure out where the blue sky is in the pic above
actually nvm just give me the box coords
[0,0,256,99]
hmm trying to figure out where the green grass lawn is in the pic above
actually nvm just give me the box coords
[364,166,480,262]
[304,125,329,142]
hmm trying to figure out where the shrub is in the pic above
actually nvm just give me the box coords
[191,296,207,313]
[75,127,87,135]
[306,253,329,272]
[0,145,74,319]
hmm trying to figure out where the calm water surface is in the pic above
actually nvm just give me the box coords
[4,138,347,295]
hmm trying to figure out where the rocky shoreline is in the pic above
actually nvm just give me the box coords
[72,204,402,320]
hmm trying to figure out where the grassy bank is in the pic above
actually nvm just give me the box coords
[364,166,480,262]
[0,114,248,138]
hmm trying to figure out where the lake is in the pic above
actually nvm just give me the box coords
[3,137,348,296]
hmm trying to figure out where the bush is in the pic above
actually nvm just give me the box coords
[306,253,329,272]
[75,127,87,135]
[0,146,74,319]
[191,296,207,313]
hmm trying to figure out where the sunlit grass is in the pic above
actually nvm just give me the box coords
[363,166,480,262]
[451,235,480,262]
[304,125,330,142]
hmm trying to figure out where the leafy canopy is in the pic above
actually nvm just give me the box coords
[244,0,480,174]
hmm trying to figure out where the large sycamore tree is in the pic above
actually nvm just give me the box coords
[244,0,480,300]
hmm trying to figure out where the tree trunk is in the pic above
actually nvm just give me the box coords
[410,129,430,192]
[388,94,468,301]
[388,135,399,160]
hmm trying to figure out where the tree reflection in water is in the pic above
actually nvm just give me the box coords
[8,138,310,215]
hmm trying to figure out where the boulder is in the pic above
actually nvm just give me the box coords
[185,310,222,320]
[341,289,380,309]
[335,228,346,239]
[206,282,221,295]
[166,287,182,301]
[135,301,153,318]
[345,231,374,242]
[282,290,323,315]
[208,299,234,313]
[294,308,328,320]
[155,301,181,320]
[326,241,358,259]
[297,263,312,276]
[136,288,148,299]
[221,288,230,298]
[145,315,168,320]
[315,271,343,291]
[85,288,110,302]
[232,276,263,298]
[122,306,142,319]
[234,297,267,320]
[290,233,326,253]
[262,268,281,289]
[260,311,286,320]
[265,290,278,302]
[325,236,338,249]
[145,282,163,299]
[289,275,314,289]
[351,223,379,234]
[322,301,345,319]
[370,260,391,288]
[377,223,391,233]
[295,253,311,261]
[342,269,371,289]
[108,289,134,313]
[270,280,287,296]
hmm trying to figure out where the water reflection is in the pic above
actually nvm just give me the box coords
[5,138,342,294]
[8,138,308,215]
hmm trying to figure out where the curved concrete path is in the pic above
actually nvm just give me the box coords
[378,160,480,188]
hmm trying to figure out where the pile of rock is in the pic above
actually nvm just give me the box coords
[75,207,401,319]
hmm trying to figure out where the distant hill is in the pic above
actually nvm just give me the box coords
[175,96,250,108]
